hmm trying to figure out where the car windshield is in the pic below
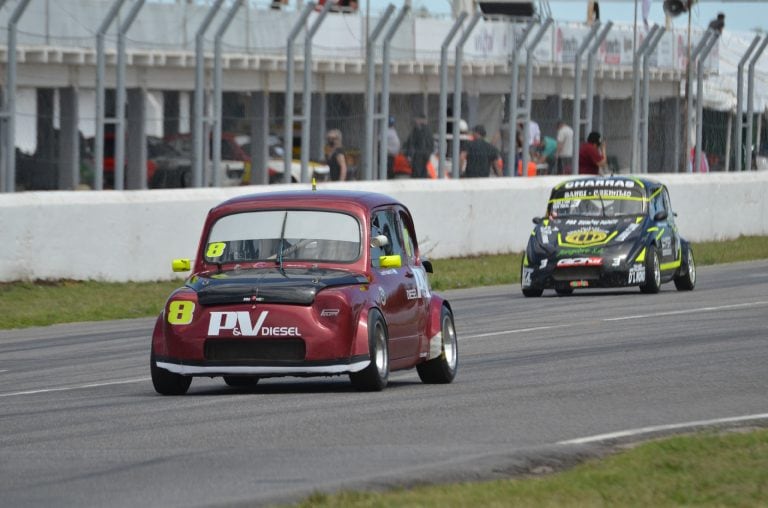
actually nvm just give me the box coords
[204,210,362,264]
[548,183,646,218]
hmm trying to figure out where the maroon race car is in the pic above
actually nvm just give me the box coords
[151,190,458,394]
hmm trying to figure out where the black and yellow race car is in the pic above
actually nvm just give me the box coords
[521,176,696,296]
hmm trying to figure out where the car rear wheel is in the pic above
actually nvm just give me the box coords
[639,247,661,294]
[349,309,389,392]
[223,376,260,387]
[674,247,696,291]
[417,306,458,384]
[151,354,192,395]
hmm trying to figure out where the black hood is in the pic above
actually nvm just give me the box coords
[189,267,368,306]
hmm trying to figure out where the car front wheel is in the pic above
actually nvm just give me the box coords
[639,247,661,294]
[151,354,192,395]
[349,309,389,392]
[674,247,696,291]
[417,306,458,384]
[521,260,543,297]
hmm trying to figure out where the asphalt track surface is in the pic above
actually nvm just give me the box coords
[1,260,766,507]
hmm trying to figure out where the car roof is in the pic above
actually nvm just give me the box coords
[210,190,404,218]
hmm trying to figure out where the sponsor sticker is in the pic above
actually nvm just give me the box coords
[522,267,534,287]
[564,230,608,245]
[557,257,603,267]
[207,310,302,337]
[628,263,646,284]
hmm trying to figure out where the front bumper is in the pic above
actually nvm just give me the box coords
[154,356,370,377]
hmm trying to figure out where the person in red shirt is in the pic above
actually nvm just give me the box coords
[578,131,608,175]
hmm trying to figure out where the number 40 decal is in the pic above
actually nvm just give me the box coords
[168,301,195,325]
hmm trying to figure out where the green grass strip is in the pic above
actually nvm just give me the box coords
[1,235,767,330]
[289,429,768,508]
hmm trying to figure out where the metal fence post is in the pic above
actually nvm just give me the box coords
[585,21,612,135]
[299,1,332,183]
[378,5,409,181]
[114,0,145,191]
[363,4,395,181]
[193,0,226,188]
[283,3,316,183]
[212,0,244,187]
[745,36,768,172]
[2,0,33,193]
[451,12,482,180]
[570,21,601,175]
[629,24,658,174]
[694,32,720,175]
[437,13,467,179]
[685,29,713,173]
[640,27,665,173]
[521,17,552,175]
[734,36,761,172]
[507,19,535,177]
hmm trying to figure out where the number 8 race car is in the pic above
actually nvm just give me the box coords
[521,176,696,296]
[151,190,458,395]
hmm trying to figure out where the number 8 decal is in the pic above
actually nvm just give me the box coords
[168,301,195,325]
[206,242,226,258]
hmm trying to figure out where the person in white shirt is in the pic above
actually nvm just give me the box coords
[556,119,574,174]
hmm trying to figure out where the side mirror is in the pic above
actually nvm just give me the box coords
[172,258,191,272]
[532,217,543,225]
[379,254,402,269]
[370,234,389,248]
[653,210,668,222]
[422,259,434,273]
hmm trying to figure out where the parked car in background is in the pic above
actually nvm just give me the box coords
[521,176,696,296]
[239,134,330,184]
[164,132,246,186]
[83,133,192,189]
[151,190,458,394]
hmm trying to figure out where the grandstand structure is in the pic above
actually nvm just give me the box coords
[0,0,765,191]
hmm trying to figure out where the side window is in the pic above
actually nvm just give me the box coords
[398,210,417,266]
[650,187,665,219]
[662,188,674,219]
[371,209,404,268]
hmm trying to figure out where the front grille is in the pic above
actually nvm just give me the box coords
[204,339,306,362]
[552,267,602,281]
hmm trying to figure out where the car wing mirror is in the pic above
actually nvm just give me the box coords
[422,259,433,273]
[379,254,402,269]
[371,234,389,248]
[653,210,668,221]
[172,258,191,272]
[532,217,543,225]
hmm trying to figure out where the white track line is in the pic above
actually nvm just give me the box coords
[0,377,150,398]
[603,301,768,322]
[558,413,768,445]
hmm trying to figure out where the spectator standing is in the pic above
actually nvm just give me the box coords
[688,147,710,173]
[578,131,608,175]
[555,119,574,174]
[534,136,558,174]
[461,124,501,178]
[325,129,347,181]
[386,116,400,179]
[403,114,434,179]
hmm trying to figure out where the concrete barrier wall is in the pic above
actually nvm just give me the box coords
[1,172,767,282]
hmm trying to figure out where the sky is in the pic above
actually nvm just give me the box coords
[410,1,767,34]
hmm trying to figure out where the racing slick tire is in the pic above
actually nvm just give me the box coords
[151,354,192,395]
[349,309,389,392]
[674,247,696,291]
[417,306,458,384]
[521,261,543,297]
[639,246,662,294]
[223,376,260,387]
